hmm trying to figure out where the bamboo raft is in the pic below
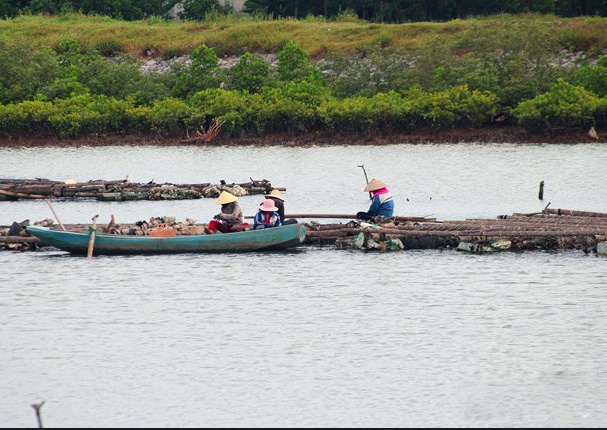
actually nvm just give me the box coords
[2,209,607,254]
[0,178,285,201]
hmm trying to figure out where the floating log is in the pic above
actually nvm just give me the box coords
[0,188,46,199]
[544,208,607,218]
[0,178,285,201]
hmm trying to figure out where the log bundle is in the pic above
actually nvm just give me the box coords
[2,208,607,253]
[0,178,284,201]
[304,209,607,253]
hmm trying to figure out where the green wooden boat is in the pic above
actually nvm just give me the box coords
[26,224,307,255]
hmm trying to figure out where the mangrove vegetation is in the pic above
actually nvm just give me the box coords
[0,13,606,142]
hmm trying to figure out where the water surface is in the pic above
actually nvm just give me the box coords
[1,143,606,427]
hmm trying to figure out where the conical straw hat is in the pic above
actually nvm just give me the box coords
[364,179,387,192]
[215,191,238,205]
[265,189,284,201]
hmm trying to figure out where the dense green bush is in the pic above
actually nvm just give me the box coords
[576,56,607,98]
[0,33,601,139]
[276,40,321,83]
[513,79,602,133]
[226,52,271,93]
[0,100,55,135]
[0,40,62,104]
[189,89,259,135]
[318,86,498,132]
[174,44,223,97]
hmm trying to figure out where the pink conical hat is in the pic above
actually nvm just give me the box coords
[259,199,278,212]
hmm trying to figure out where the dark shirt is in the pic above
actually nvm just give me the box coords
[267,197,285,222]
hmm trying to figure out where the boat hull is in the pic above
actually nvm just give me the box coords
[26,224,307,255]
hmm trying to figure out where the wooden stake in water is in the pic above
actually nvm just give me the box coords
[31,400,45,428]
[87,214,99,259]
[538,180,545,200]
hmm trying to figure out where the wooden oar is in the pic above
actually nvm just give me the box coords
[46,199,66,231]
[285,214,437,222]
[87,214,99,259]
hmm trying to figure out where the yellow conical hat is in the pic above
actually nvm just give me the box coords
[364,179,387,192]
[215,191,238,205]
[265,189,284,201]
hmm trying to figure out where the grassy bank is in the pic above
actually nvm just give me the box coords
[1,13,607,58]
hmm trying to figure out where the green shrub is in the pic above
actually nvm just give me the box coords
[276,40,319,82]
[0,39,61,104]
[75,57,142,99]
[149,98,191,133]
[595,97,607,127]
[513,79,601,133]
[190,89,258,135]
[55,37,81,55]
[226,52,271,93]
[414,85,498,129]
[318,96,380,132]
[257,97,317,133]
[93,39,125,57]
[265,80,330,107]
[38,76,88,100]
[576,56,607,97]
[175,44,223,97]
[0,100,55,135]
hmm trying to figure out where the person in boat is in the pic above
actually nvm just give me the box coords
[253,198,282,230]
[209,191,243,233]
[264,189,298,225]
[357,178,394,222]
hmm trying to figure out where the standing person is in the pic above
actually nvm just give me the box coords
[208,191,243,233]
[357,179,394,221]
[253,199,282,230]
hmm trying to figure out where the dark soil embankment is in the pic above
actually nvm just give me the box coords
[0,125,603,148]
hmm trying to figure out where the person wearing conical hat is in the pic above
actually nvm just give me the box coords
[264,189,285,222]
[356,179,394,221]
[209,191,243,233]
[253,198,282,230]
[265,189,300,225]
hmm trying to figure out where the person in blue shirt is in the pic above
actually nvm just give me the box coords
[253,199,282,230]
[357,178,394,221]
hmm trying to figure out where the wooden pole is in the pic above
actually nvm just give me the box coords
[284,214,436,222]
[31,400,45,428]
[107,214,116,231]
[358,165,373,200]
[538,180,545,200]
[87,214,99,259]
[46,200,66,231]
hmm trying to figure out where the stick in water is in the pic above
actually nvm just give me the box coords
[46,200,66,231]
[538,180,545,200]
[31,400,45,428]
[87,214,99,259]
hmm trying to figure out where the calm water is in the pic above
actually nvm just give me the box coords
[1,143,607,427]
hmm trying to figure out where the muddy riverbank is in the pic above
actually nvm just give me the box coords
[0,125,603,148]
